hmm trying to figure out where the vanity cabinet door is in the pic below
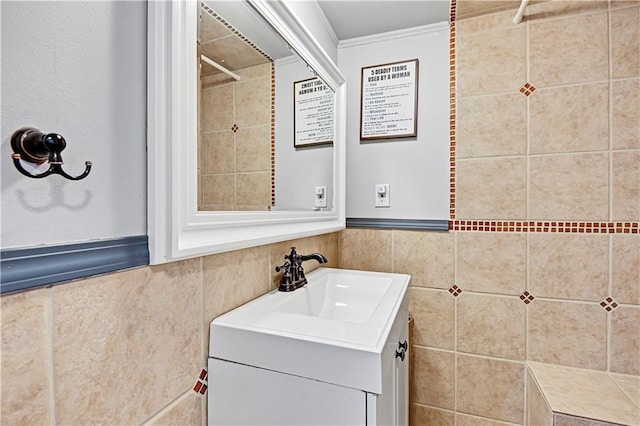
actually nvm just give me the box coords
[394,314,409,425]
[366,290,410,425]
[208,358,366,425]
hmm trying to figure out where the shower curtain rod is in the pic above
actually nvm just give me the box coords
[200,54,242,81]
[513,0,529,24]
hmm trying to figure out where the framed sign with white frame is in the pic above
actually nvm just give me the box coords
[360,58,419,141]
[294,77,334,147]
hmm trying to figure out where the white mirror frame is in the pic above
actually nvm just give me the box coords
[147,0,346,264]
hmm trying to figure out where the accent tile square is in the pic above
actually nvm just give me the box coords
[529,12,608,87]
[52,261,202,424]
[0,290,51,425]
[456,232,526,295]
[457,157,527,220]
[529,83,609,154]
[393,230,454,289]
[610,306,640,375]
[612,78,640,150]
[456,354,524,424]
[457,293,525,360]
[611,7,640,78]
[529,154,609,221]
[612,234,640,305]
[412,347,455,410]
[339,228,392,272]
[456,93,527,158]
[528,299,607,370]
[457,27,526,97]
[529,234,609,302]
[612,150,640,221]
[409,288,455,350]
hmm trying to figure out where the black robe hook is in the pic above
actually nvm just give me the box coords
[10,127,92,180]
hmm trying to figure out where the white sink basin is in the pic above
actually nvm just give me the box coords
[209,268,410,393]
[271,269,392,323]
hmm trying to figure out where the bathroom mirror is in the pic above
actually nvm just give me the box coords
[147,0,346,264]
[197,1,334,212]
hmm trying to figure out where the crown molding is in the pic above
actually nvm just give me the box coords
[308,0,339,47]
[338,21,449,49]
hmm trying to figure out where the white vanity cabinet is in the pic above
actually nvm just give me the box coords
[367,292,410,425]
[207,268,411,425]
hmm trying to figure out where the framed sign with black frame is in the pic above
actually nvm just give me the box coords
[360,58,419,141]
[293,77,334,148]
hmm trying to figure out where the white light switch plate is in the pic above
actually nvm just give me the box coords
[375,184,390,207]
[314,186,327,208]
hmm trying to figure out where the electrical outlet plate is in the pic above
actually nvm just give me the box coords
[375,184,390,207]
[314,186,327,208]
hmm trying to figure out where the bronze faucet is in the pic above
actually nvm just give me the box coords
[275,247,327,292]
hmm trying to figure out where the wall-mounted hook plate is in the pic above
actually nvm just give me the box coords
[10,127,92,180]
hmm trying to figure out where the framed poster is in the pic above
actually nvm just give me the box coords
[360,59,419,141]
[293,77,334,147]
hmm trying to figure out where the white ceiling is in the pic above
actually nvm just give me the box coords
[317,0,451,41]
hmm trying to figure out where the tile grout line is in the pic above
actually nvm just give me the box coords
[390,230,395,273]
[199,256,206,373]
[413,343,529,366]
[608,4,614,223]
[525,230,531,364]
[453,230,458,417]
[608,374,640,409]
[415,286,631,306]
[606,0,613,374]
[45,287,57,425]
[199,256,207,426]
[525,16,531,223]
[607,234,613,372]
[523,0,531,374]
[523,358,529,426]
[459,4,623,38]
[141,391,195,425]
[232,83,238,206]
[458,150,615,162]
[450,0,458,396]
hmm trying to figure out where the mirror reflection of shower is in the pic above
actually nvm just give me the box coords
[198,2,275,211]
[197,1,335,213]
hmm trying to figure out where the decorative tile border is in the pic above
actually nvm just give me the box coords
[449,220,639,234]
[200,3,273,62]
[193,368,208,396]
[600,297,619,312]
[447,3,639,235]
[520,291,535,304]
[520,82,536,96]
[449,17,457,220]
[271,62,276,207]
[449,284,462,297]
[450,0,457,23]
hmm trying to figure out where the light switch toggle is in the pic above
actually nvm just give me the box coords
[375,184,390,207]
[314,186,327,208]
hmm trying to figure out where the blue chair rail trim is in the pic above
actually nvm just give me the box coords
[1,236,149,294]
[346,218,449,231]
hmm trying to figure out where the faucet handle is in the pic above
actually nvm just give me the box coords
[276,261,296,292]
[275,261,290,273]
[285,247,300,263]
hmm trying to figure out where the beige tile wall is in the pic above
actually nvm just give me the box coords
[199,63,273,211]
[3,2,638,426]
[0,233,339,425]
[341,1,639,424]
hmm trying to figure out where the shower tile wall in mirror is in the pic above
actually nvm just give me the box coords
[198,1,335,212]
